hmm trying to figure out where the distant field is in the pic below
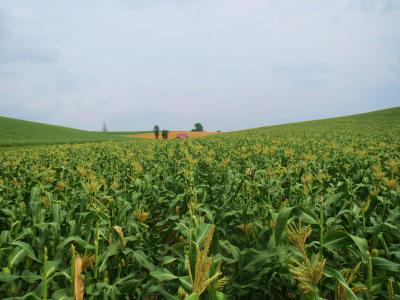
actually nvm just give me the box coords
[0,114,220,147]
[128,131,222,139]
[106,131,151,136]
[0,116,126,147]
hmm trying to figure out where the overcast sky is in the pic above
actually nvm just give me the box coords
[0,0,399,131]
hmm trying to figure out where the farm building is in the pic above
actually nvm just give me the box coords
[176,133,188,139]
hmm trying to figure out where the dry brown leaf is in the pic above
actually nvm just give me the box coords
[74,256,84,300]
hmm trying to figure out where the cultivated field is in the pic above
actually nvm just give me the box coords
[0,108,399,299]
[128,131,222,139]
[0,116,131,148]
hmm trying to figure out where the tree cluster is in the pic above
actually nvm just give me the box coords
[191,123,204,132]
[153,122,204,140]
[153,125,169,140]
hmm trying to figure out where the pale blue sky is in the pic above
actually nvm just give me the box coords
[0,0,399,131]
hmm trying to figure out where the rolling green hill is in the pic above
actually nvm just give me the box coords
[1,107,399,148]
[228,106,400,136]
[0,116,127,147]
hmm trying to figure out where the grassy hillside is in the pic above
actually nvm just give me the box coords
[2,107,398,147]
[0,116,125,147]
[226,107,400,137]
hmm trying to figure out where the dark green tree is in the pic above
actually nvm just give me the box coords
[161,129,169,140]
[192,123,204,132]
[153,125,160,139]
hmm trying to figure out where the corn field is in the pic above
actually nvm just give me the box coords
[0,113,400,299]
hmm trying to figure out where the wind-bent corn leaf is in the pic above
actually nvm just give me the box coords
[21,270,41,283]
[162,256,177,265]
[295,207,319,224]
[195,223,214,245]
[243,249,278,271]
[98,243,120,273]
[8,246,27,267]
[44,261,58,278]
[114,274,140,293]
[324,267,358,300]
[323,232,353,251]
[52,288,73,300]
[55,236,94,259]
[348,234,369,258]
[11,241,39,262]
[148,285,179,300]
[131,250,155,271]
[150,268,178,281]
[371,257,400,272]
[275,206,296,244]
[0,272,19,282]
[185,293,198,300]
[179,276,193,292]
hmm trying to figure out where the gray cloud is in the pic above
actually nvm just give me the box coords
[0,10,58,65]
[0,0,399,131]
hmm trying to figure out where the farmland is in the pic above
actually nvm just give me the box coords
[0,107,399,299]
[0,116,145,148]
[128,131,222,140]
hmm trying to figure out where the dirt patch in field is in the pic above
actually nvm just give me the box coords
[127,131,222,140]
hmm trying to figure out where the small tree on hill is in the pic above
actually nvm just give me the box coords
[162,129,169,140]
[192,123,204,132]
[153,125,160,139]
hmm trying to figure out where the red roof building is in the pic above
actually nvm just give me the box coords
[176,133,188,139]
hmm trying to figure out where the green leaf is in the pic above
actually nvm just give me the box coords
[150,268,178,281]
[115,275,140,293]
[148,285,179,300]
[11,241,39,262]
[21,270,41,283]
[371,257,400,272]
[295,208,319,224]
[179,276,193,292]
[216,291,228,300]
[44,261,58,278]
[323,232,352,251]
[8,246,26,267]
[325,193,344,206]
[3,292,41,300]
[348,234,369,258]
[243,249,278,271]
[162,256,177,265]
[195,223,214,245]
[98,243,120,273]
[52,288,73,300]
[132,250,155,271]
[275,206,296,244]
[324,267,358,300]
[0,272,19,282]
[55,236,94,259]
[219,240,240,261]
[185,293,198,300]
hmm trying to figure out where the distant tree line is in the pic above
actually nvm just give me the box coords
[101,122,206,138]
[153,122,204,139]
[191,123,204,132]
[153,125,169,140]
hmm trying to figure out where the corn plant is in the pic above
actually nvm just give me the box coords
[0,108,399,299]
